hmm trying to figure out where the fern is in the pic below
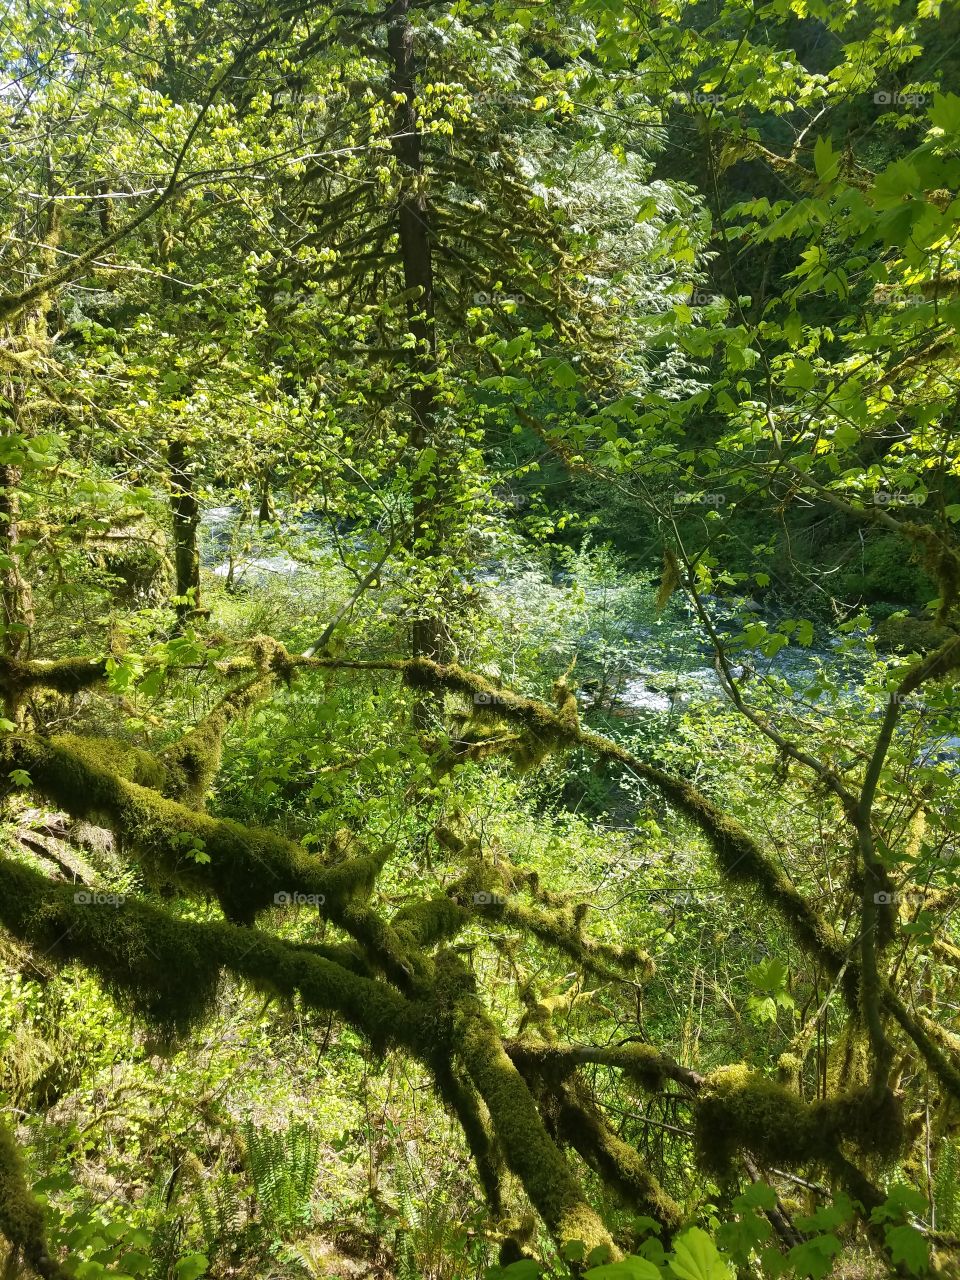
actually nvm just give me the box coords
[934,1137,960,1232]
[243,1121,321,1238]
[195,1169,246,1261]
[393,1156,420,1280]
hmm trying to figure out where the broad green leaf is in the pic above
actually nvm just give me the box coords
[669,1227,734,1280]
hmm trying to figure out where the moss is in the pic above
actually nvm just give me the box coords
[0,1115,68,1279]
[506,1042,701,1093]
[500,899,654,984]
[393,895,469,949]
[0,856,220,1035]
[433,1062,505,1214]
[874,615,954,654]
[248,635,299,683]
[160,675,273,806]
[0,854,415,1052]
[404,660,579,759]
[694,1066,903,1176]
[554,1083,684,1234]
[4,735,388,926]
[0,654,108,696]
[47,733,168,793]
[452,994,618,1259]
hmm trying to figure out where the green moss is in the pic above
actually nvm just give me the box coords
[53,733,169,792]
[554,1083,684,1234]
[501,899,654,983]
[506,1042,700,1093]
[0,654,108,696]
[0,1115,67,1279]
[452,995,618,1258]
[433,1062,505,1214]
[0,857,220,1035]
[874,615,953,654]
[694,1066,903,1176]
[0,855,414,1052]
[160,675,273,806]
[393,895,469,949]
[4,735,388,926]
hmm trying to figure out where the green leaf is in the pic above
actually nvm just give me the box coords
[870,1184,928,1224]
[872,160,922,209]
[786,1233,842,1279]
[929,91,960,135]
[586,1259,661,1280]
[736,1181,778,1211]
[794,1193,854,1233]
[885,1225,929,1274]
[630,1216,664,1238]
[173,1255,209,1280]
[813,136,839,182]
[669,1227,734,1280]
[500,1262,541,1279]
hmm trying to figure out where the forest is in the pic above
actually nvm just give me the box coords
[1,0,959,1277]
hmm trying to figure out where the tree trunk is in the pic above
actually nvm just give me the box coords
[169,437,203,623]
[0,461,35,665]
[386,0,447,670]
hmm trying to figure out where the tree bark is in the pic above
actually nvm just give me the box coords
[386,0,447,671]
[168,437,203,623]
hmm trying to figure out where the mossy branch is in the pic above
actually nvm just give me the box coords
[505,1041,704,1093]
[0,855,415,1045]
[453,990,619,1260]
[550,1079,684,1234]
[693,1066,903,1177]
[3,734,388,927]
[160,674,276,806]
[0,655,109,697]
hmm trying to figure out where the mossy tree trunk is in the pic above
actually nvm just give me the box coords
[168,436,203,624]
